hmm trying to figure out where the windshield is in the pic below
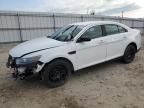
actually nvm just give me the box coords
[48,25,84,41]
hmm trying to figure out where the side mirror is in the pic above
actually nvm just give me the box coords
[77,37,91,43]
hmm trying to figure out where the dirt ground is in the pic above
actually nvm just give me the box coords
[0,37,144,108]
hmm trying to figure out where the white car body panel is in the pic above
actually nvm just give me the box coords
[104,32,128,60]
[75,37,106,70]
[9,21,142,72]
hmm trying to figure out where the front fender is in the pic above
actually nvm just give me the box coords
[21,42,77,72]
[38,49,77,72]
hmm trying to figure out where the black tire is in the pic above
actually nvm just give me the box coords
[122,45,136,64]
[42,59,72,88]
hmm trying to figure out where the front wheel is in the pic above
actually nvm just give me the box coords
[122,45,136,64]
[42,59,72,88]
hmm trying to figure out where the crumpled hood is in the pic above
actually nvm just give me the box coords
[9,37,65,57]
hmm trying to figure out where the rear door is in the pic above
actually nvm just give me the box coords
[103,24,128,60]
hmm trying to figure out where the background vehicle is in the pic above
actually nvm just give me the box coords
[7,21,141,88]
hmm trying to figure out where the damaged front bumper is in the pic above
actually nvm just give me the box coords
[6,55,44,79]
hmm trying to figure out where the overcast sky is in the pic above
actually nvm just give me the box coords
[0,0,144,18]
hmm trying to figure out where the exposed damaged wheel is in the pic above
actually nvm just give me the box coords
[42,59,72,88]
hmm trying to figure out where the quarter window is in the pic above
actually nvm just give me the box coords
[118,26,127,33]
[105,24,119,35]
[81,25,102,39]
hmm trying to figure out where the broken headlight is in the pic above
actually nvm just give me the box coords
[16,55,41,65]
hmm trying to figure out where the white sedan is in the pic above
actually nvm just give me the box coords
[7,21,141,88]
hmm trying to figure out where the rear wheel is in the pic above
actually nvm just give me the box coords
[122,45,136,64]
[42,59,72,88]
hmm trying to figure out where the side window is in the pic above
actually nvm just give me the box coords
[81,25,102,39]
[118,26,127,33]
[105,24,119,35]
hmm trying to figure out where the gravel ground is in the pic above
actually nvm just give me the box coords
[0,37,144,108]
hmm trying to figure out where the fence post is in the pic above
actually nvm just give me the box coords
[17,13,23,42]
[101,17,104,21]
[53,14,56,32]
[119,17,122,23]
[143,20,144,35]
[131,20,134,28]
[81,16,83,22]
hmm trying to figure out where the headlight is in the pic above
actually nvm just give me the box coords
[16,55,41,65]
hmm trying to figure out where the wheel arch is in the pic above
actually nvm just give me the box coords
[40,57,74,75]
[127,42,137,52]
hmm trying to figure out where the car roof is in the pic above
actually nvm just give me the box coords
[71,21,122,26]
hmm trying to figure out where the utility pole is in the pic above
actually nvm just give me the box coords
[87,7,90,14]
[122,11,124,18]
[87,8,88,14]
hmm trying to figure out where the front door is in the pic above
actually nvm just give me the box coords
[75,25,107,70]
